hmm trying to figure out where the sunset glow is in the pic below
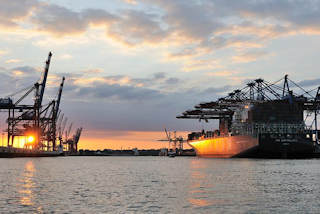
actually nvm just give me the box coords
[79,130,191,150]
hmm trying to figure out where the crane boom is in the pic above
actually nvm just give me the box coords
[65,122,73,140]
[68,123,73,138]
[73,127,83,144]
[39,52,52,107]
[57,113,64,135]
[55,77,65,119]
[61,117,68,138]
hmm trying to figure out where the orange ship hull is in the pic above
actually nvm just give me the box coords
[188,135,258,158]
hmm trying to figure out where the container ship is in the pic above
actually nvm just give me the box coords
[177,75,320,158]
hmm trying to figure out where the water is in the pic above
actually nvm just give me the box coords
[1,157,320,213]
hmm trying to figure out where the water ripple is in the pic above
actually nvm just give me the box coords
[0,157,320,213]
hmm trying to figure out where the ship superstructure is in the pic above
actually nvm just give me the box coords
[177,75,320,158]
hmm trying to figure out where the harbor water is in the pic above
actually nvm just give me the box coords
[1,156,320,213]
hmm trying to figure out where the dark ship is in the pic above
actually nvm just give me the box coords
[177,75,320,158]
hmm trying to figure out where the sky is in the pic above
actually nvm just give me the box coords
[1,0,320,149]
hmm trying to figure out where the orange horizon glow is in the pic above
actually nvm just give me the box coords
[0,130,192,150]
[78,130,192,150]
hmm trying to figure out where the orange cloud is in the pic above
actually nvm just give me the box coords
[124,0,137,5]
[206,70,236,77]
[232,50,272,63]
[73,75,133,87]
[5,59,21,64]
[182,59,223,72]
[0,50,7,56]
[59,54,72,60]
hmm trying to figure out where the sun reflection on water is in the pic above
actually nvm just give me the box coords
[19,161,35,206]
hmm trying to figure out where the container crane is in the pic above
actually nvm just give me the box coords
[69,127,82,153]
[50,77,65,150]
[158,128,187,156]
[0,52,68,151]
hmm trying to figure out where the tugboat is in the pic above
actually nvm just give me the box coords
[177,75,320,158]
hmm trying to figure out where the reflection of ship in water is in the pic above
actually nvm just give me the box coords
[177,75,320,158]
[188,159,214,207]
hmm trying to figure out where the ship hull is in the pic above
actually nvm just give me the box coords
[188,135,258,158]
[189,134,316,158]
[258,134,315,158]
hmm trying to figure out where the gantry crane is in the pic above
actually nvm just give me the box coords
[0,52,67,151]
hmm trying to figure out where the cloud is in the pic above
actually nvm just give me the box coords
[206,70,236,77]
[165,77,180,85]
[297,78,320,88]
[28,3,119,38]
[3,0,320,46]
[232,50,271,63]
[59,54,72,60]
[73,82,163,101]
[5,59,21,64]
[73,75,132,87]
[123,0,137,4]
[199,85,232,95]
[0,65,43,102]
[31,4,109,36]
[0,0,38,28]
[153,72,166,80]
[29,3,166,47]
[182,59,223,72]
[107,10,167,46]
[66,71,184,100]
[159,1,222,41]
[11,66,39,77]
[82,68,103,75]
[2,0,320,73]
[0,50,8,56]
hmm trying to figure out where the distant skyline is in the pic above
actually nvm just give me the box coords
[1,0,320,149]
